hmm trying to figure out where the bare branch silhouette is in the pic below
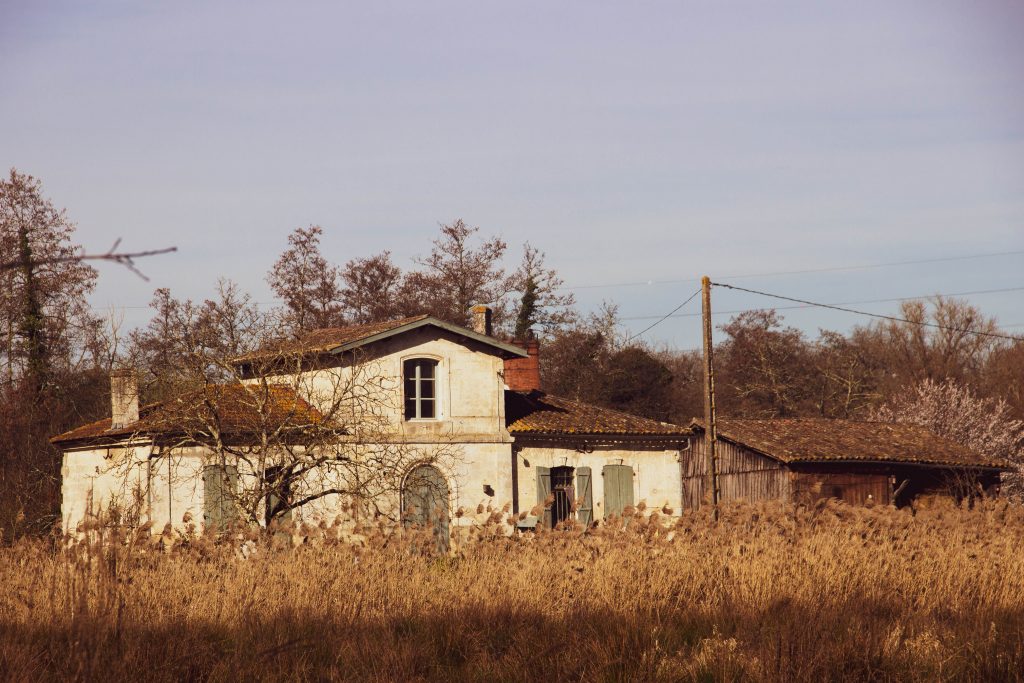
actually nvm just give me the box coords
[0,238,177,280]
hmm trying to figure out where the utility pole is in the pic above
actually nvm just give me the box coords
[701,276,721,518]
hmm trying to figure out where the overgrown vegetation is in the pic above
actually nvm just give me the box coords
[1,500,1023,682]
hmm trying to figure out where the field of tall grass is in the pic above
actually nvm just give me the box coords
[1,499,1023,682]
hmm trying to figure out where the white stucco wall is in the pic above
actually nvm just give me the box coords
[146,447,206,531]
[515,443,685,522]
[61,444,149,531]
[61,443,206,533]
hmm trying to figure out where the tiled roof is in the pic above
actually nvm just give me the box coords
[234,314,526,362]
[506,390,691,438]
[235,315,431,360]
[691,418,1011,469]
[52,384,323,446]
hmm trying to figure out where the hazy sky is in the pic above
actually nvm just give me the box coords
[3,1,1023,349]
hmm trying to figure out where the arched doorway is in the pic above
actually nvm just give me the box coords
[402,464,450,550]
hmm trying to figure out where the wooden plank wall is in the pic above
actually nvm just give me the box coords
[791,472,892,505]
[681,438,790,509]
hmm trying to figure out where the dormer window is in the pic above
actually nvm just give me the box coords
[404,358,438,420]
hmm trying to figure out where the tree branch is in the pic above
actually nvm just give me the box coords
[0,238,177,281]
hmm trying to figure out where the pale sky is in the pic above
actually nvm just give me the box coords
[3,1,1023,349]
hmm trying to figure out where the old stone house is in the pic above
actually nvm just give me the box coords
[53,309,690,539]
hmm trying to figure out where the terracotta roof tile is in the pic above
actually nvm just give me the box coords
[506,391,690,437]
[692,418,1010,469]
[236,315,431,361]
[52,384,323,446]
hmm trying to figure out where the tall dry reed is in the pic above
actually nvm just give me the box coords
[1,499,1023,682]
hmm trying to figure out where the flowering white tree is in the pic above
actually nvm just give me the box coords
[870,379,1024,496]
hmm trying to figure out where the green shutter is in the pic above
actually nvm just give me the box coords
[603,464,634,517]
[203,466,218,530]
[204,464,238,531]
[576,467,593,527]
[536,466,552,528]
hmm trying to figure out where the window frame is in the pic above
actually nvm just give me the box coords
[403,357,441,421]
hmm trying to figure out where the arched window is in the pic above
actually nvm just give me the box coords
[403,358,438,420]
[402,464,449,550]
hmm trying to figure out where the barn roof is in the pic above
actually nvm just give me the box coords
[51,384,324,447]
[235,315,528,362]
[690,418,1011,470]
[507,390,691,439]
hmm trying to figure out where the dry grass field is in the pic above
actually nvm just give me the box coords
[2,499,1023,682]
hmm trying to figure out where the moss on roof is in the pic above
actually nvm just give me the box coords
[52,384,323,446]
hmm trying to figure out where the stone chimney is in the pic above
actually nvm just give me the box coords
[504,336,541,392]
[471,304,493,336]
[110,369,139,429]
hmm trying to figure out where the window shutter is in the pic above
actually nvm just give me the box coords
[204,465,238,532]
[221,465,238,526]
[536,466,552,528]
[203,466,220,530]
[576,466,593,527]
[603,464,634,517]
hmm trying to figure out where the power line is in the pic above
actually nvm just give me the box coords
[563,248,1024,291]
[712,282,1024,343]
[89,248,1024,310]
[620,285,1024,321]
[626,288,701,341]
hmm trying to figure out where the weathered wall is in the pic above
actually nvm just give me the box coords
[790,470,892,505]
[292,441,514,530]
[146,447,206,530]
[61,444,206,534]
[284,329,518,529]
[515,441,685,522]
[282,327,514,441]
[61,445,148,531]
[682,438,790,509]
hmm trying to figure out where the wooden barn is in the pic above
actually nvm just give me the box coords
[683,418,1010,508]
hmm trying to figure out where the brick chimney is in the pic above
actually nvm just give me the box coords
[110,369,139,428]
[504,337,541,392]
[471,304,493,336]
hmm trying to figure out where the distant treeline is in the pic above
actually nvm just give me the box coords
[2,168,1021,536]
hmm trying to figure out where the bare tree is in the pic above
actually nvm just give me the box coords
[510,243,576,339]
[267,225,345,332]
[859,297,1001,392]
[127,286,457,530]
[0,169,101,390]
[405,219,511,328]
[0,169,122,535]
[716,310,816,418]
[812,330,880,418]
[984,340,1024,421]
[339,251,409,324]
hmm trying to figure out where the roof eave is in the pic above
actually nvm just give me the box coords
[511,430,691,442]
[787,457,1012,471]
